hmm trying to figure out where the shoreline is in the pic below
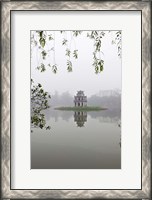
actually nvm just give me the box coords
[54,106,107,112]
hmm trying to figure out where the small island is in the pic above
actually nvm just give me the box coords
[54,91,107,112]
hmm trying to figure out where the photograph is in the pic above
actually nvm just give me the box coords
[31,30,122,169]
[1,0,151,198]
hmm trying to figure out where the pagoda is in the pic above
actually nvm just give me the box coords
[74,91,87,107]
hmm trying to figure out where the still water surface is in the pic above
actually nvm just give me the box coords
[31,109,121,169]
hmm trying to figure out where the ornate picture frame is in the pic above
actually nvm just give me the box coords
[1,0,151,199]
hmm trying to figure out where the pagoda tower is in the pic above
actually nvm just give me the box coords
[74,91,87,107]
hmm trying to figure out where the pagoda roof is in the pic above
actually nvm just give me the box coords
[77,90,84,93]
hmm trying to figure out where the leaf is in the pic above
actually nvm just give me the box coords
[67,60,72,72]
[93,52,97,59]
[99,63,103,72]
[39,31,43,38]
[112,40,116,45]
[41,50,47,59]
[37,63,46,72]
[48,35,53,40]
[40,89,44,93]
[66,48,71,57]
[73,31,82,37]
[94,31,98,36]
[95,40,101,51]
[39,124,44,129]
[46,126,51,130]
[52,64,57,74]
[37,66,40,70]
[39,38,45,48]
[95,66,99,72]
[73,50,78,59]
[62,39,68,46]
[100,31,105,37]
[41,64,46,72]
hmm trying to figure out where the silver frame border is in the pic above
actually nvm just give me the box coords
[1,1,151,199]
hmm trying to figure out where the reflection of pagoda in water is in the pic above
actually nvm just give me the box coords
[74,111,87,127]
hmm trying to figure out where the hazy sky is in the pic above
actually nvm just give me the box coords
[31,31,121,97]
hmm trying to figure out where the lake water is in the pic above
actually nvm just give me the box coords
[31,108,121,169]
